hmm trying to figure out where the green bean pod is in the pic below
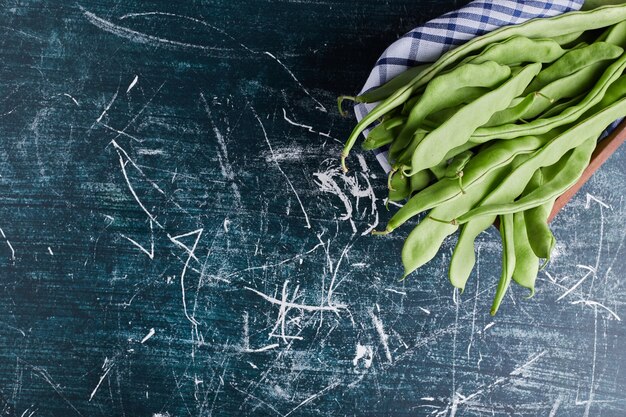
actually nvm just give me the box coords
[393,129,429,167]
[390,62,510,159]
[407,63,542,175]
[519,167,556,261]
[382,134,548,234]
[361,116,406,150]
[490,214,516,315]
[341,83,415,172]
[520,59,612,120]
[455,136,597,222]
[550,30,585,47]
[444,151,473,178]
[429,159,448,181]
[409,170,432,194]
[470,52,626,143]
[465,36,566,66]
[401,158,515,280]
[512,212,540,297]
[525,198,556,262]
[449,96,626,290]
[587,73,626,112]
[351,64,430,104]
[601,20,626,48]
[402,4,626,96]
[340,73,423,118]
[539,94,585,119]
[388,170,411,202]
[425,105,463,126]
[484,93,536,127]
[524,42,623,93]
[341,4,626,171]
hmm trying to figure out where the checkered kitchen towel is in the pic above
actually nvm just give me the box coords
[354,0,586,173]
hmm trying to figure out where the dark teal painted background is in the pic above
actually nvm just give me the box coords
[0,1,625,416]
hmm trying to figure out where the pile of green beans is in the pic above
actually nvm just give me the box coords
[338,5,626,315]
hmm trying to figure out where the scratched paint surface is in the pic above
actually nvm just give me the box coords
[0,1,625,416]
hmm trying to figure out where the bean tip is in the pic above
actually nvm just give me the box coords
[337,95,356,117]
[340,154,349,173]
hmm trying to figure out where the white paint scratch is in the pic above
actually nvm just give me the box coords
[283,381,340,417]
[556,267,594,301]
[0,227,15,261]
[223,241,323,280]
[141,328,156,343]
[63,93,80,106]
[585,193,611,209]
[95,87,118,124]
[112,143,164,228]
[250,106,311,229]
[244,344,279,353]
[549,397,562,417]
[80,6,231,54]
[282,108,334,139]
[89,357,115,401]
[127,75,138,93]
[313,160,378,236]
[136,148,165,156]
[384,288,406,295]
[264,52,326,112]
[509,350,548,376]
[370,311,392,363]
[582,307,598,417]
[571,300,621,321]
[121,220,155,259]
[245,285,343,312]
[168,229,203,329]
[200,92,241,205]
[101,122,143,142]
[352,343,373,369]
[327,241,352,306]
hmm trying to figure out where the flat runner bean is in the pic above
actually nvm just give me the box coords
[601,20,626,48]
[393,130,429,166]
[341,4,626,172]
[520,168,556,261]
[448,97,626,289]
[524,42,622,93]
[381,134,549,234]
[520,59,614,120]
[525,198,557,262]
[406,63,542,175]
[490,214,516,315]
[401,159,517,279]
[361,116,406,150]
[512,212,540,297]
[338,63,430,111]
[410,170,432,194]
[463,36,565,66]
[550,30,585,46]
[388,170,411,202]
[455,136,597,222]
[470,52,626,143]
[391,62,510,160]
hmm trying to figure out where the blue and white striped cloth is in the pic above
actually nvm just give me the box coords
[354,0,585,173]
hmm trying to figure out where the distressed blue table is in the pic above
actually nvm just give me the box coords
[0,1,625,416]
